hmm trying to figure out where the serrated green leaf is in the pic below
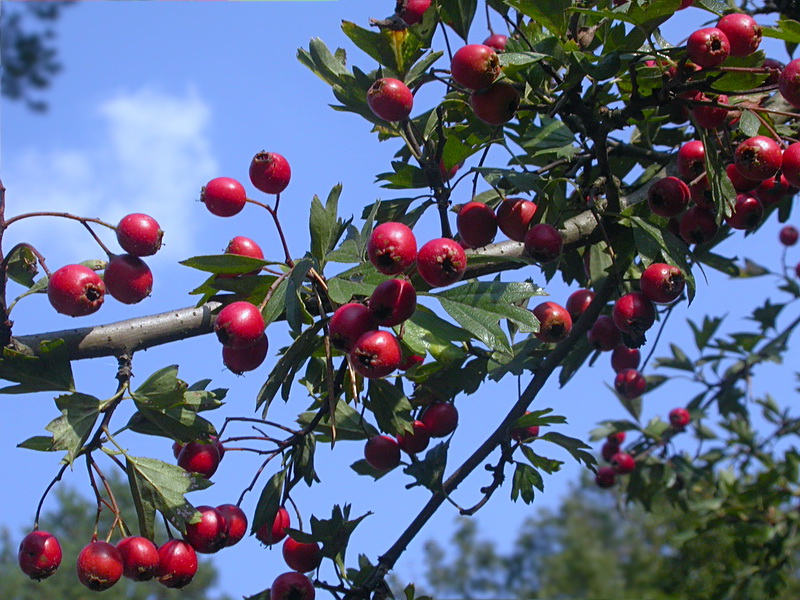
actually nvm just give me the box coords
[0,340,74,394]
[17,435,56,452]
[520,445,563,474]
[310,184,349,269]
[401,306,469,362]
[365,379,414,436]
[439,0,477,41]
[251,470,285,538]
[350,458,392,480]
[179,254,271,275]
[286,258,315,334]
[326,278,377,305]
[45,392,102,464]
[132,365,186,409]
[438,297,511,354]
[262,275,289,327]
[739,110,761,137]
[6,245,38,287]
[403,441,449,491]
[511,462,542,504]
[539,431,597,468]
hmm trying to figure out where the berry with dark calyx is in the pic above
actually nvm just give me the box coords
[350,330,402,379]
[367,222,417,275]
[613,292,656,342]
[216,504,248,547]
[608,431,626,444]
[271,572,316,600]
[48,264,106,318]
[184,506,229,554]
[756,174,796,207]
[595,466,616,488]
[647,176,691,217]
[611,451,636,474]
[611,345,641,373]
[532,301,573,343]
[249,151,291,195]
[329,303,376,352]
[725,194,764,230]
[495,198,537,241]
[283,537,323,573]
[368,278,417,327]
[686,27,730,68]
[367,78,414,122]
[614,368,647,399]
[397,0,431,25]
[780,225,799,246]
[222,333,269,374]
[201,177,247,217]
[566,289,595,322]
[483,33,508,51]
[156,539,198,589]
[76,540,124,591]
[420,402,459,438]
[734,135,783,181]
[450,44,500,90]
[690,178,713,210]
[781,58,800,108]
[510,411,540,442]
[256,507,291,546]
[680,206,719,245]
[416,238,467,287]
[214,301,265,348]
[364,435,402,471]
[676,140,705,181]
[469,82,520,125]
[669,407,692,429]
[601,440,620,462]
[689,91,729,129]
[18,530,62,580]
[524,223,563,263]
[457,201,498,248]
[587,315,622,351]
[764,58,784,85]
[726,163,760,192]
[104,254,153,304]
[116,213,163,256]
[397,420,431,454]
[640,263,685,304]
[221,236,264,278]
[177,441,221,479]
[117,536,159,581]
[717,13,762,57]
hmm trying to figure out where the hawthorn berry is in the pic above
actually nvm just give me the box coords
[483,33,508,51]
[524,223,563,263]
[680,206,719,245]
[271,572,316,600]
[364,435,402,471]
[614,368,647,399]
[367,222,417,275]
[416,238,467,287]
[420,402,459,438]
[764,58,784,85]
[328,303,377,352]
[495,198,537,241]
[676,140,705,181]
[457,201,498,248]
[18,530,62,580]
[397,420,431,454]
[201,177,247,217]
[222,333,269,374]
[566,289,595,322]
[221,236,264,278]
[689,91,729,129]
[397,0,431,25]
[350,330,402,379]
[734,136,783,181]
[76,540,124,591]
[532,301,573,343]
[640,263,685,304]
[510,411,540,442]
[104,254,153,304]
[612,292,656,343]
[156,539,198,589]
[756,175,796,207]
[283,537,323,573]
[780,225,799,246]
[177,441,221,479]
[450,44,500,90]
[595,466,616,488]
[725,194,764,230]
[368,278,417,327]
[647,176,690,217]
[367,78,414,122]
[117,536,159,581]
[601,440,620,462]
[588,315,622,351]
[611,451,636,474]
[216,504,248,547]
[116,213,163,256]
[47,264,106,317]
[717,13,762,57]
[256,507,291,546]
[782,142,800,188]
[611,345,641,373]
[469,82,520,125]
[608,431,626,445]
[250,151,291,195]
[726,163,760,192]
[686,27,730,68]
[669,407,691,429]
[184,505,229,554]
[214,301,266,348]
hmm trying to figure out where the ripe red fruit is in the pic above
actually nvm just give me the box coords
[686,27,730,68]
[76,540,124,591]
[399,353,424,370]
[614,368,647,399]
[116,536,159,581]
[469,82,520,125]
[483,33,508,52]
[364,435,402,470]
[283,537,323,573]
[755,174,796,207]
[510,411,540,442]
[397,0,431,24]
[680,206,719,245]
[450,44,500,90]
[608,431,626,444]
[420,402,459,438]
[457,201,498,248]
[782,142,800,188]
[780,58,800,108]
[734,135,783,181]
[532,301,573,343]
[566,289,595,322]
[764,58,784,84]
[156,539,198,589]
[416,238,467,287]
[717,13,762,57]
[116,213,163,257]
[271,572,316,600]
[367,78,414,122]
[601,440,620,462]
[780,225,799,246]
[222,333,269,374]
[397,420,431,454]
[201,177,247,217]
[350,330,402,379]
[495,198,538,242]
[676,140,705,181]
[369,278,417,327]
[214,301,266,348]
[177,441,221,479]
[367,222,418,275]
[640,263,685,304]
[587,315,622,351]
[216,504,248,547]
[689,91,729,129]
[47,264,106,317]
[104,254,153,304]
[611,451,636,474]
[221,235,264,278]
[18,530,62,580]
[726,163,760,193]
[256,507,291,546]
[524,223,563,263]
[595,465,616,488]
[184,505,229,554]
[725,194,764,230]
[647,176,691,217]
[613,292,656,339]
[249,151,291,195]
[329,303,376,352]
[611,345,641,372]
[669,407,691,429]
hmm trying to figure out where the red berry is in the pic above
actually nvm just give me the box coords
[367,78,414,122]
[222,333,269,374]
[734,135,783,181]
[601,440,620,462]
[764,58,784,85]
[725,194,764,230]
[364,435,402,470]
[457,201,498,248]
[416,238,467,287]
[796,262,800,279]
[104,254,153,304]
[611,451,636,474]
[156,539,198,589]
[614,368,647,399]
[676,140,705,181]
[510,411,540,442]
[283,537,323,573]
[214,301,266,348]
[782,142,800,188]
[647,176,691,217]
[669,407,691,429]
[689,91,729,129]
[611,345,641,372]
[18,530,62,580]
[780,225,799,246]
[172,440,184,460]
[595,465,616,488]
[640,263,685,304]
[680,206,719,245]
[587,315,622,351]
[221,236,264,278]
[420,402,459,438]
[686,27,730,68]
[398,0,431,25]
[495,198,537,242]
[756,174,796,207]
[717,13,761,57]
[612,292,656,339]
[249,151,291,195]
[201,177,247,217]
[256,507,291,546]
[369,278,417,327]
[177,441,221,479]
[329,303,377,352]
[566,288,595,322]
[367,222,418,275]
[397,420,431,454]
[116,213,163,256]
[532,301,573,343]
[469,82,520,125]
[781,58,800,108]
[399,353,424,370]
[184,505,229,554]
[117,536,159,581]
[271,572,316,600]
[76,540,124,591]
[726,163,760,192]
[450,44,500,90]
[608,431,626,444]
[483,33,508,52]
[350,330,402,379]
[47,264,106,317]
[216,504,248,547]
[524,223,562,263]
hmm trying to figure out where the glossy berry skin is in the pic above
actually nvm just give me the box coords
[156,539,198,589]
[611,452,636,474]
[782,142,800,188]
[398,0,431,25]
[222,333,269,374]
[595,466,616,488]
[48,264,106,317]
[216,504,248,547]
[725,194,763,230]
[510,411,540,442]
[329,303,376,352]
[450,44,500,90]
[397,420,431,454]
[76,540,124,591]
[18,530,62,580]
[614,368,647,399]
[283,537,323,573]
[116,213,163,257]
[780,225,799,246]
[727,163,760,193]
[420,402,459,438]
[416,238,467,287]
[256,507,291,546]
[399,353,424,370]
[532,301,572,343]
[271,572,316,600]
[676,141,705,181]
[201,177,247,217]
[369,279,417,327]
[457,201,498,248]
[689,91,729,129]
[249,151,291,195]
[116,536,159,581]
[608,431,626,445]
[756,175,796,207]
[524,224,562,263]
[680,206,719,245]
[587,315,622,351]
[367,78,414,122]
[367,222,417,275]
[364,435,402,470]
[469,82,520,125]
[734,136,783,181]
[647,176,690,217]
[611,345,641,373]
[104,254,153,304]
[222,236,264,278]
[177,441,221,479]
[613,293,656,340]
[566,289,595,321]
[214,301,266,349]
[640,263,685,304]
[495,198,537,242]
[686,27,730,68]
[350,330,402,379]
[483,33,508,52]
[779,59,800,108]
[184,506,229,554]
[601,440,620,462]
[669,407,691,429]
[717,13,762,57]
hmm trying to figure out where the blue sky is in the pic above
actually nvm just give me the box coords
[1,1,798,597]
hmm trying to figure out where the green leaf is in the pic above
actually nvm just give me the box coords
[629,216,695,302]
[520,445,563,474]
[309,184,349,268]
[132,365,186,409]
[437,297,511,353]
[292,432,319,487]
[762,18,800,44]
[539,431,596,468]
[298,400,379,442]
[306,504,370,565]
[17,435,56,452]
[511,409,568,430]
[45,392,102,464]
[739,110,761,137]
[403,441,449,491]
[250,470,285,538]
[262,275,289,327]
[350,458,392,480]
[506,0,570,36]
[689,315,724,350]
[0,339,74,394]
[298,37,351,87]
[511,462,543,504]
[365,379,414,436]
[401,305,470,362]
[6,245,39,287]
[179,254,271,275]
[286,258,315,334]
[340,21,423,76]
[326,278,378,305]
[439,0,478,41]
